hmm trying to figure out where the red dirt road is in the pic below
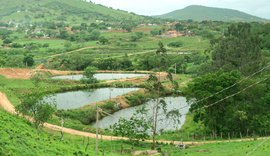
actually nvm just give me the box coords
[0,68,81,79]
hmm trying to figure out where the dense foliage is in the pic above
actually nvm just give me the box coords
[212,23,262,75]
[186,22,270,136]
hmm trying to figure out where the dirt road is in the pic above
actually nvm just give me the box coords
[0,68,81,79]
[0,92,268,146]
[43,46,95,59]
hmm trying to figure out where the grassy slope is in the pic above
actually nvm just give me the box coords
[1,107,270,156]
[0,108,125,156]
[156,5,267,22]
[0,0,142,23]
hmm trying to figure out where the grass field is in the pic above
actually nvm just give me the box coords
[1,107,270,156]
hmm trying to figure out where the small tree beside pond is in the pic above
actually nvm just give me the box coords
[81,66,98,84]
[111,107,150,154]
[16,92,56,129]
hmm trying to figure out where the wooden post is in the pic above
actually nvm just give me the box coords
[221,132,223,140]
[96,105,99,156]
[60,117,64,141]
[175,63,177,75]
[228,133,230,142]
[240,132,242,141]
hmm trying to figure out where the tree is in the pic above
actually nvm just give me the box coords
[16,92,56,129]
[212,23,262,75]
[156,41,168,71]
[145,43,180,149]
[112,107,150,154]
[167,41,183,48]
[150,28,160,36]
[146,74,181,149]
[3,38,12,44]
[122,24,133,32]
[99,36,109,45]
[81,66,98,84]
[185,70,241,135]
[23,55,34,67]
[30,71,45,87]
[130,32,144,42]
[174,23,184,32]
[120,57,133,70]
[89,30,100,40]
[59,29,69,39]
[185,70,270,135]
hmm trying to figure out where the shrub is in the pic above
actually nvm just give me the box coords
[126,92,149,106]
[167,41,183,47]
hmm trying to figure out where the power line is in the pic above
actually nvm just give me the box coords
[246,137,270,156]
[184,75,270,115]
[179,63,270,110]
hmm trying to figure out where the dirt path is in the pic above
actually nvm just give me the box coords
[109,50,155,59]
[44,46,95,59]
[0,91,269,146]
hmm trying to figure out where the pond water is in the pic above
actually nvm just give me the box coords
[43,88,140,110]
[52,73,149,81]
[96,96,190,132]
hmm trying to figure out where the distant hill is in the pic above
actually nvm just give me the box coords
[0,0,144,24]
[156,5,268,22]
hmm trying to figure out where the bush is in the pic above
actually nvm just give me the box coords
[57,108,96,125]
[99,101,118,112]
[126,92,149,106]
[81,66,98,84]
[167,41,183,48]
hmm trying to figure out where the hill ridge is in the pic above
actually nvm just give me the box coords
[155,5,267,22]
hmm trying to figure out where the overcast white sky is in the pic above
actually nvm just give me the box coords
[90,0,270,19]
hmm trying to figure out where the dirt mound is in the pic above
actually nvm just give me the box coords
[0,68,81,79]
[35,64,45,69]
[0,68,33,79]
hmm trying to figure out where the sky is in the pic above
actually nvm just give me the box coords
[90,0,270,19]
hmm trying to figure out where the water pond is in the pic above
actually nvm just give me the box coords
[52,73,148,81]
[96,96,190,132]
[43,88,140,110]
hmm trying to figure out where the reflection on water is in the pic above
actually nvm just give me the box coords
[97,96,190,132]
[52,73,148,81]
[43,88,139,110]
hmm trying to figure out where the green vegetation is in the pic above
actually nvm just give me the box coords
[156,5,267,22]
[125,92,150,106]
[0,0,146,24]
[183,22,270,138]
[16,92,56,128]
[81,66,98,84]
[1,1,270,155]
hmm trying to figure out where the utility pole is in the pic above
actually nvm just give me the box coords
[175,63,177,75]
[96,105,99,156]
[60,116,64,141]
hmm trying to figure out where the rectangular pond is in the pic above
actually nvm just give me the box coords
[43,88,140,110]
[51,73,149,81]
